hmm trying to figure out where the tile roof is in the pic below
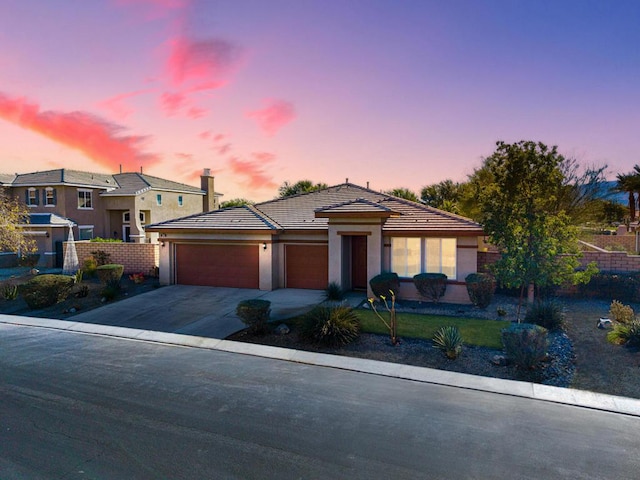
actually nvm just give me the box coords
[147,204,282,231]
[148,183,484,234]
[26,213,75,226]
[9,169,114,188]
[1,169,206,195]
[101,173,204,196]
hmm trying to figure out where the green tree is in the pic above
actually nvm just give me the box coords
[220,198,254,208]
[478,141,596,311]
[0,190,37,256]
[386,187,419,202]
[615,166,640,224]
[420,180,462,212]
[278,180,328,198]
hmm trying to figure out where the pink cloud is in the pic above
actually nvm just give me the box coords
[247,99,296,136]
[228,153,277,190]
[0,92,159,172]
[215,143,232,156]
[186,106,207,119]
[159,91,187,116]
[174,152,193,160]
[213,133,226,142]
[198,130,212,140]
[115,0,189,19]
[97,89,152,120]
[166,36,241,88]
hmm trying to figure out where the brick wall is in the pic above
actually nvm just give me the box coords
[66,241,159,275]
[478,250,640,274]
[584,234,637,253]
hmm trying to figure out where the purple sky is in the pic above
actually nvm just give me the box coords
[1,0,638,201]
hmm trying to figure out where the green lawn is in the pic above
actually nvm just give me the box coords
[357,310,509,349]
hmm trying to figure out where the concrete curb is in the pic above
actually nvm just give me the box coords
[2,314,639,417]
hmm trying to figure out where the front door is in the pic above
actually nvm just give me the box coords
[351,236,367,290]
[123,225,131,243]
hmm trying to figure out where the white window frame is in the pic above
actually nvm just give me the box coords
[77,189,93,209]
[391,237,457,280]
[44,187,55,207]
[78,225,94,240]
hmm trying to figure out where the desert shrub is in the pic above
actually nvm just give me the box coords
[91,249,111,266]
[236,299,271,334]
[101,279,121,301]
[129,272,145,284]
[413,273,447,303]
[501,323,548,370]
[578,272,640,302]
[465,273,496,309]
[325,281,345,301]
[607,321,640,347]
[300,305,360,347]
[74,269,84,284]
[75,284,89,298]
[524,300,565,331]
[96,264,124,284]
[82,256,98,277]
[90,237,122,243]
[608,300,635,324]
[19,274,74,309]
[2,282,19,300]
[369,272,400,300]
[18,253,41,268]
[432,325,463,359]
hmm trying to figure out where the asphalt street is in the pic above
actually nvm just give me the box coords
[1,323,639,479]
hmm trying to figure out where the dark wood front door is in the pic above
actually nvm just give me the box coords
[351,236,367,290]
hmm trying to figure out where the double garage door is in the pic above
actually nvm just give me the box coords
[175,243,328,290]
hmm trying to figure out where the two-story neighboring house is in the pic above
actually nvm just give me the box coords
[0,168,221,267]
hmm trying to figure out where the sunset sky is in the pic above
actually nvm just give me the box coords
[1,0,639,201]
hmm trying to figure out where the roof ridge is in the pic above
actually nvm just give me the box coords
[246,204,283,230]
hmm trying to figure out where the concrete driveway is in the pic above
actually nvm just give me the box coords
[70,285,326,338]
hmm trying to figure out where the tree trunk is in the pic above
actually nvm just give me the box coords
[527,283,535,304]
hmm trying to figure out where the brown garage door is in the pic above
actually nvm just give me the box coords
[176,244,259,288]
[286,244,328,289]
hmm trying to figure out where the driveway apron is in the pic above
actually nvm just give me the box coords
[69,285,325,339]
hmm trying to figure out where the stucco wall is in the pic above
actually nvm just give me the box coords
[68,241,159,275]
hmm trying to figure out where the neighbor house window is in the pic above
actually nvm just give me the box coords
[78,189,93,209]
[178,195,183,206]
[26,188,38,206]
[156,194,162,206]
[45,188,56,206]
[391,237,457,279]
[78,226,94,240]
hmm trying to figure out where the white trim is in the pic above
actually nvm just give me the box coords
[22,231,48,236]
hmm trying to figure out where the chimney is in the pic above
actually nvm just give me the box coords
[201,168,217,212]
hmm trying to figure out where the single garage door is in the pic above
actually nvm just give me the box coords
[176,244,259,288]
[286,244,328,289]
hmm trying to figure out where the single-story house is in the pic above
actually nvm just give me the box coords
[146,183,485,303]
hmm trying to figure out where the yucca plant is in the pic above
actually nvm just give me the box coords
[2,282,19,301]
[432,325,463,359]
[324,281,345,301]
[607,321,640,347]
[300,305,360,347]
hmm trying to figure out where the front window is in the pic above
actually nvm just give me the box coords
[27,188,38,206]
[78,189,93,209]
[156,194,162,206]
[78,226,94,240]
[178,195,183,206]
[45,188,56,206]
[391,237,457,279]
[391,237,421,277]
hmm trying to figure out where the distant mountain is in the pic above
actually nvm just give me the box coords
[594,181,626,205]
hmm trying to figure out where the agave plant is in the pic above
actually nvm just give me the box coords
[1,282,19,301]
[432,325,463,359]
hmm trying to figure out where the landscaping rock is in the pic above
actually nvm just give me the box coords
[274,323,290,335]
[492,354,507,366]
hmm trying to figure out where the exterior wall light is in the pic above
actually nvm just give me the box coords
[263,242,267,250]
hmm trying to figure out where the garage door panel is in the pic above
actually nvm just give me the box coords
[176,244,259,288]
[286,245,328,289]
